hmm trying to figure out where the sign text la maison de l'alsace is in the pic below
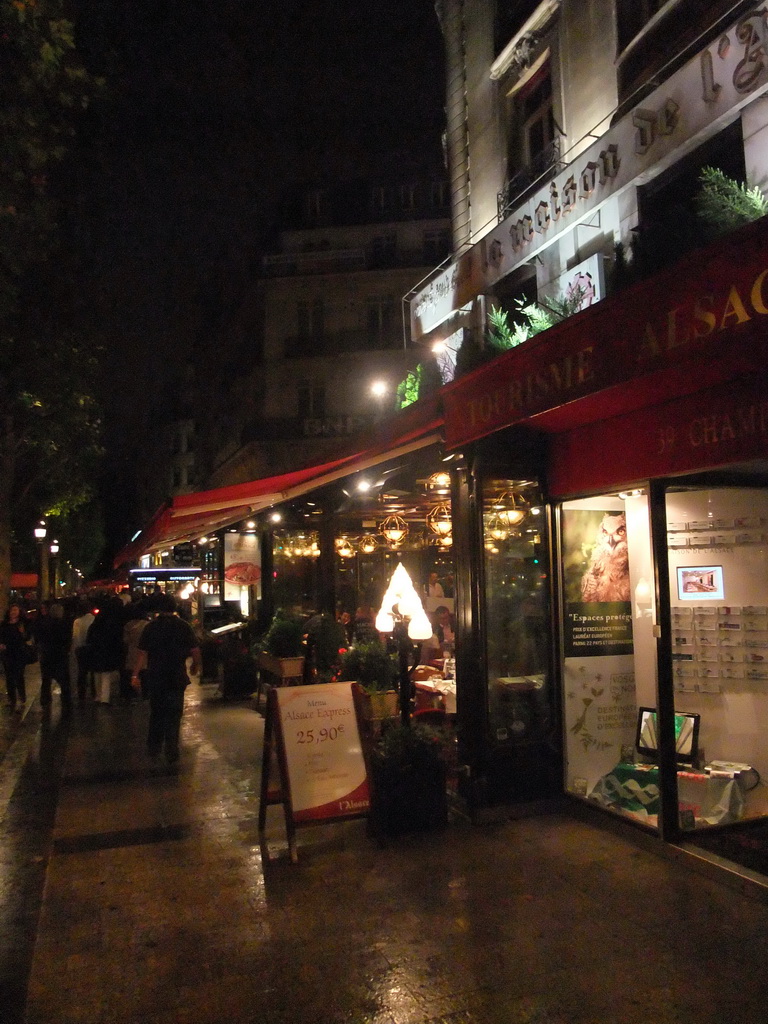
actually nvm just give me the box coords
[443,216,768,448]
[411,6,768,341]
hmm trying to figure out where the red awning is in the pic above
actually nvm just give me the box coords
[113,395,444,567]
[10,573,38,590]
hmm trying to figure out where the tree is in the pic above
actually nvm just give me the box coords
[0,0,103,615]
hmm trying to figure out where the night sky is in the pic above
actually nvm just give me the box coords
[69,0,446,560]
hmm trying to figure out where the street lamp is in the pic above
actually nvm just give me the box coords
[49,540,60,599]
[370,379,388,422]
[34,521,49,600]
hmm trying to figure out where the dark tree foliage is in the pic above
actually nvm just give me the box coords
[0,0,103,614]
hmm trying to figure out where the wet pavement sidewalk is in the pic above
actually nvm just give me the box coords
[4,681,768,1024]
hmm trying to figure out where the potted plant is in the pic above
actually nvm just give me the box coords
[339,640,398,719]
[368,720,449,836]
[305,613,348,684]
[256,609,306,683]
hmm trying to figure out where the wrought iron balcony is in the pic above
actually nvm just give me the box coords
[497,136,562,222]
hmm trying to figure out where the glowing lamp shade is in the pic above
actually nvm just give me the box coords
[376,563,431,637]
[358,534,379,555]
[379,513,408,546]
[407,606,433,640]
[426,502,452,538]
[493,491,527,527]
[427,471,451,494]
[337,538,355,558]
[375,609,395,633]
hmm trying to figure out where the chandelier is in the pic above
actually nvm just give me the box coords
[358,534,379,555]
[491,491,527,527]
[426,501,452,539]
[426,471,451,495]
[336,537,356,558]
[378,513,409,547]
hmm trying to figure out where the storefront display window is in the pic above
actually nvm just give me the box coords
[561,491,658,830]
[665,486,768,835]
[482,479,550,748]
[272,530,322,616]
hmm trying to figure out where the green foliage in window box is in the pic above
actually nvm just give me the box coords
[695,166,768,238]
[260,609,306,658]
[339,640,397,693]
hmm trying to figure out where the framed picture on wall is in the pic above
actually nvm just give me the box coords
[677,565,725,601]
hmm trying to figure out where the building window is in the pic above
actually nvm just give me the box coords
[519,64,555,170]
[370,234,397,266]
[297,299,324,340]
[366,296,396,346]
[399,182,418,211]
[297,381,325,417]
[371,185,390,214]
[429,179,449,209]
[616,0,667,53]
[423,228,451,264]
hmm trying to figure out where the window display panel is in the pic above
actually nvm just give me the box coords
[561,492,659,829]
[482,480,550,747]
[272,530,322,616]
[666,487,768,834]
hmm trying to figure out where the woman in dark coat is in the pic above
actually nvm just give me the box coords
[0,603,31,711]
[86,597,125,705]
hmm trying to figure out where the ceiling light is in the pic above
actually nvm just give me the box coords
[426,502,452,538]
[379,513,409,547]
[359,534,379,554]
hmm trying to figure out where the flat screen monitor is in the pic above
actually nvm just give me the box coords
[635,707,700,766]
[676,565,724,601]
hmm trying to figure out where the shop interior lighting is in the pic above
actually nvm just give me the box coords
[485,514,510,542]
[426,501,453,538]
[492,491,527,527]
[426,471,451,494]
[269,511,282,523]
[337,537,356,558]
[378,513,409,547]
[374,563,433,640]
[358,534,379,554]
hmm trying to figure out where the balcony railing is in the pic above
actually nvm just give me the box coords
[497,136,562,222]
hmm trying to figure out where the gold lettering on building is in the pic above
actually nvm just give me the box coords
[719,285,751,329]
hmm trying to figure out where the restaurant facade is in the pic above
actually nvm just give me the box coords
[116,1,768,882]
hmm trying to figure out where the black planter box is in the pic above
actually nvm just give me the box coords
[369,759,448,837]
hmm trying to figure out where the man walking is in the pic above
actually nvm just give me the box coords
[132,594,201,772]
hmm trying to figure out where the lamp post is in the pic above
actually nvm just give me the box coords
[49,539,60,599]
[370,379,388,422]
[34,520,49,601]
[374,563,433,726]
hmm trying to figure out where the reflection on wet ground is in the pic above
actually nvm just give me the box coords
[3,679,768,1024]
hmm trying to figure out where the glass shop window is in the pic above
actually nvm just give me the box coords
[482,479,551,748]
[666,485,768,839]
[560,491,658,830]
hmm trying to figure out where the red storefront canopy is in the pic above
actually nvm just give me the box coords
[113,395,444,568]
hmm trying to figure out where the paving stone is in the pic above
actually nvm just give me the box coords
[2,684,768,1023]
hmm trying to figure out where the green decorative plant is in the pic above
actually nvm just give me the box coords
[261,609,306,658]
[306,613,348,683]
[339,640,397,693]
[695,166,768,237]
